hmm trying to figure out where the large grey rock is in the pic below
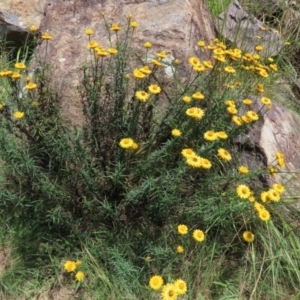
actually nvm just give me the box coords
[34,0,215,126]
[216,0,284,57]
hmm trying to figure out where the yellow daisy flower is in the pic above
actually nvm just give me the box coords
[181,148,196,159]
[217,148,232,161]
[41,32,53,40]
[148,84,161,94]
[258,209,271,221]
[182,96,192,103]
[13,111,25,120]
[149,275,164,290]
[174,279,187,295]
[243,231,255,243]
[224,66,236,73]
[176,245,184,253]
[64,260,76,272]
[193,229,205,242]
[186,156,203,168]
[75,271,85,281]
[85,28,94,35]
[15,62,26,69]
[171,129,182,137]
[192,91,205,100]
[110,23,121,32]
[135,90,150,102]
[204,130,218,141]
[161,284,178,300]
[236,184,251,199]
[177,224,188,235]
[238,166,249,174]
[119,138,134,149]
[133,68,146,79]
[143,41,152,48]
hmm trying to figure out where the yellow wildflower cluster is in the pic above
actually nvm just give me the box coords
[63,260,84,281]
[181,148,212,169]
[119,138,138,150]
[149,275,187,300]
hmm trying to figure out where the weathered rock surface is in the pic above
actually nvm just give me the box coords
[34,0,215,126]
[0,0,47,45]
[244,101,300,199]
[216,0,284,57]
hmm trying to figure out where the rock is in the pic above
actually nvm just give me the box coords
[0,0,47,48]
[244,101,300,198]
[33,0,215,126]
[215,0,284,57]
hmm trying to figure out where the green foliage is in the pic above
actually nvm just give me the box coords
[0,12,299,300]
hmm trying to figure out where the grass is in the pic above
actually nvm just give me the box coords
[0,3,300,300]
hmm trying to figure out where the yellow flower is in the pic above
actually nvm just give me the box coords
[236,184,251,199]
[213,48,224,55]
[269,64,278,71]
[232,116,243,126]
[177,224,188,235]
[238,166,249,174]
[144,41,152,48]
[189,56,200,67]
[186,107,205,120]
[182,96,191,104]
[255,45,264,52]
[224,66,236,73]
[224,100,236,107]
[257,83,264,93]
[75,260,82,266]
[130,21,138,28]
[227,106,237,115]
[197,40,206,47]
[26,82,37,90]
[258,209,271,221]
[203,60,213,68]
[85,28,94,35]
[246,111,259,121]
[268,165,277,177]
[149,275,164,290]
[254,201,265,212]
[87,41,98,49]
[217,148,232,161]
[13,111,25,120]
[242,99,252,105]
[261,191,270,203]
[127,13,133,19]
[148,84,161,94]
[15,62,26,69]
[217,131,228,139]
[119,138,134,149]
[241,115,253,124]
[133,68,146,79]
[171,129,181,137]
[41,32,53,40]
[243,231,255,243]
[29,25,38,32]
[110,23,121,31]
[214,54,226,63]
[0,104,4,110]
[258,69,268,78]
[193,229,205,242]
[156,51,167,59]
[181,148,196,159]
[261,97,271,105]
[108,48,118,55]
[64,260,76,273]
[268,189,281,202]
[204,130,218,141]
[135,90,150,102]
[272,183,285,194]
[276,152,285,168]
[174,279,187,295]
[11,72,21,79]
[75,271,85,281]
[132,142,139,150]
[145,256,151,262]
[186,156,203,168]
[176,245,184,253]
[192,91,205,100]
[0,69,13,77]
[161,284,178,300]
[151,59,163,67]
[201,158,212,169]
